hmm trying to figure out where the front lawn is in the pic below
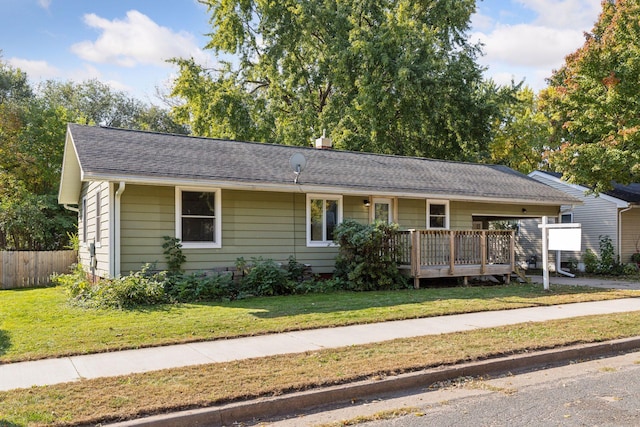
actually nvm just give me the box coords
[1,311,640,426]
[1,283,639,362]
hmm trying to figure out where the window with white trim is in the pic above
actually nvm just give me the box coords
[176,188,222,248]
[560,213,573,223]
[427,200,449,229]
[307,195,342,246]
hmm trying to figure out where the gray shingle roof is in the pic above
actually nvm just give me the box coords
[536,170,640,204]
[67,123,579,204]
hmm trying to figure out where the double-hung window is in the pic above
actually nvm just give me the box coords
[427,200,449,229]
[307,194,342,246]
[176,188,222,248]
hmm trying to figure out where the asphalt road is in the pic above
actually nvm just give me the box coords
[263,350,640,427]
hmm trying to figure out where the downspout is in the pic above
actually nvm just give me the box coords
[556,206,576,278]
[63,204,79,213]
[618,205,633,262]
[114,182,126,277]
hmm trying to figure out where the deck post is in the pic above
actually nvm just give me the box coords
[410,229,420,289]
[480,231,487,274]
[449,231,455,275]
[509,230,515,273]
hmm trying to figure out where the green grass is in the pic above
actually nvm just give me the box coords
[1,283,639,362]
[2,311,640,426]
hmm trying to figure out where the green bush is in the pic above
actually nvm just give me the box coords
[622,263,639,276]
[240,257,294,296]
[165,271,237,302]
[582,249,599,274]
[52,263,90,299]
[58,263,167,309]
[333,219,408,291]
[162,236,186,274]
[597,235,618,274]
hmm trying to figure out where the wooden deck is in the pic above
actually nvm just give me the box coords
[393,230,515,288]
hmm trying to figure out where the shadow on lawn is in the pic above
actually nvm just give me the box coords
[193,281,605,319]
[0,329,11,357]
[0,420,21,427]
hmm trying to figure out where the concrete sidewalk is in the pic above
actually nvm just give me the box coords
[2,298,640,392]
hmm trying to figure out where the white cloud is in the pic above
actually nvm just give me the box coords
[471,12,494,33]
[516,0,602,30]
[71,10,212,68]
[8,57,60,79]
[38,0,51,10]
[473,23,585,68]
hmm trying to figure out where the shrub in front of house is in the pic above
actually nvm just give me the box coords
[56,263,167,309]
[239,257,295,297]
[165,271,238,302]
[333,219,409,291]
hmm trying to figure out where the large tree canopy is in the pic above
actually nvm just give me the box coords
[490,87,550,174]
[0,60,187,250]
[172,0,509,160]
[542,0,640,192]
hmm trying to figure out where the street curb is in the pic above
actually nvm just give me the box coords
[109,336,640,427]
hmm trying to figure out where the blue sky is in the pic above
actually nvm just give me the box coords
[1,0,603,105]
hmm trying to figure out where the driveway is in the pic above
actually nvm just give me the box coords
[529,275,640,290]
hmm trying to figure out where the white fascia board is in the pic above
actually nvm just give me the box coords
[528,171,629,208]
[81,172,578,207]
[58,128,84,205]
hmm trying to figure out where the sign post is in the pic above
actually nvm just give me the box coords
[538,216,581,291]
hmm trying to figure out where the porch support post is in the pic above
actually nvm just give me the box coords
[449,231,455,275]
[509,230,515,273]
[410,229,420,289]
[541,216,550,291]
[480,231,487,275]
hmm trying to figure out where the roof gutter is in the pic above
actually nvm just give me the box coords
[79,173,580,207]
[618,205,634,260]
[63,204,79,213]
[555,205,576,278]
[111,181,126,277]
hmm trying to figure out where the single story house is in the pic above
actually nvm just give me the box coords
[58,124,580,283]
[519,171,640,270]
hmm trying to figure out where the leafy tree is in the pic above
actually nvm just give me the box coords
[37,79,188,133]
[490,87,551,174]
[172,0,508,160]
[0,61,187,250]
[542,0,640,192]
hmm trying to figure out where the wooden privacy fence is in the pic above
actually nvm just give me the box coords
[0,250,77,289]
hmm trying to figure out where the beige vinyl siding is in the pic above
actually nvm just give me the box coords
[78,181,110,278]
[397,199,426,229]
[620,208,640,263]
[450,201,558,229]
[528,173,620,264]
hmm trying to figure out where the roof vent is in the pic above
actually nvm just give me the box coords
[314,129,332,149]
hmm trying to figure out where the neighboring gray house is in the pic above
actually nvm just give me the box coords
[58,124,579,280]
[518,171,640,270]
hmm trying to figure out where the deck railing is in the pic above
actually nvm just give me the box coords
[392,230,515,288]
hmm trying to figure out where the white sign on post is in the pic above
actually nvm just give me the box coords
[548,228,582,251]
[538,217,582,291]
